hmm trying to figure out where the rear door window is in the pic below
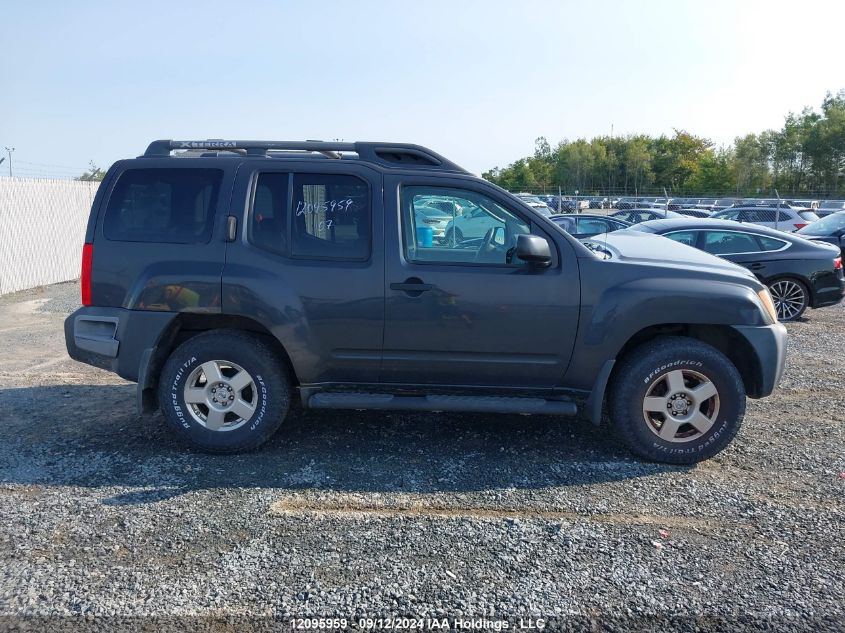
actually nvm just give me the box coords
[702,231,760,255]
[291,173,371,260]
[103,168,222,243]
[664,231,699,246]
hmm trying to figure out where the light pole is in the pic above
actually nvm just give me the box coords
[3,147,13,177]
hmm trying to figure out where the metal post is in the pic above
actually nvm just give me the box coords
[774,189,781,232]
[575,190,579,214]
[3,147,13,177]
[663,187,670,218]
[558,186,561,214]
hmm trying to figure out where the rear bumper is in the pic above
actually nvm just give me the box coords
[732,322,788,398]
[810,270,845,309]
[64,307,177,382]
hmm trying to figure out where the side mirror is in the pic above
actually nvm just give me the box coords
[516,234,551,266]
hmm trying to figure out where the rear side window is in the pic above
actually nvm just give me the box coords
[703,231,760,255]
[291,174,371,260]
[103,168,222,243]
[798,211,819,221]
[758,236,787,251]
[665,231,698,246]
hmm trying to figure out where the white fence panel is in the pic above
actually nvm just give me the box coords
[0,178,99,295]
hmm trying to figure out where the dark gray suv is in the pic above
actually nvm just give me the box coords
[65,139,787,464]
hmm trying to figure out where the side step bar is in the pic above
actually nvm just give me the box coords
[308,393,577,416]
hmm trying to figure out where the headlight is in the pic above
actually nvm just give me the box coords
[757,288,778,324]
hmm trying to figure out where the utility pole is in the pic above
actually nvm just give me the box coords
[3,147,13,177]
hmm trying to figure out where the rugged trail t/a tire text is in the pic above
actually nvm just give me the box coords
[157,329,290,453]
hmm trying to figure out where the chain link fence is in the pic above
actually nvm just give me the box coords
[0,178,99,295]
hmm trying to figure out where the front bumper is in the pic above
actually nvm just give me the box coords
[732,322,788,398]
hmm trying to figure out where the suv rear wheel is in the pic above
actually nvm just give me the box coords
[609,336,746,464]
[158,329,290,453]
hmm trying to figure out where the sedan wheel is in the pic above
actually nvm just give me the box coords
[768,279,808,321]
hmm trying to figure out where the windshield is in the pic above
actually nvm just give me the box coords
[797,212,845,235]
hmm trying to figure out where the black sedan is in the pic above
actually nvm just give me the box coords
[610,209,684,224]
[628,218,844,321]
[550,214,631,239]
[796,211,845,259]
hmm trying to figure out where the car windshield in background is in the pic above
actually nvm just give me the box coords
[818,200,845,210]
[799,210,820,221]
[797,212,845,235]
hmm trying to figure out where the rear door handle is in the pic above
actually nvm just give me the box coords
[390,282,435,292]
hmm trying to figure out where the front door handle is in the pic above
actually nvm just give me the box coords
[748,263,765,270]
[390,277,435,295]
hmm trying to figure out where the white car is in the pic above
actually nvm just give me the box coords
[712,207,819,232]
[515,193,553,216]
[443,204,505,243]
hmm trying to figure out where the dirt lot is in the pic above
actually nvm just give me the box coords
[0,281,843,631]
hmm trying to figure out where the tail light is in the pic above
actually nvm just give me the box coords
[835,257,842,270]
[81,243,93,306]
[793,223,807,230]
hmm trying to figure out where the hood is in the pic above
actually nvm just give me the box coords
[583,230,759,283]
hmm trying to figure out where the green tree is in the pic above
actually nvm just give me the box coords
[77,161,106,182]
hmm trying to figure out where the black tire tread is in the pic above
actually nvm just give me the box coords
[157,329,290,454]
[609,336,746,465]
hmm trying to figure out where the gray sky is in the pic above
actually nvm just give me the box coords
[1,0,843,178]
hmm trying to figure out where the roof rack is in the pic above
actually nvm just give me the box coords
[142,139,469,174]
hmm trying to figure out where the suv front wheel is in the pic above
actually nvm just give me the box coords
[609,336,746,464]
[158,329,291,453]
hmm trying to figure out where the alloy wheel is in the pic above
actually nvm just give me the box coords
[642,369,720,443]
[768,280,806,321]
[183,360,257,432]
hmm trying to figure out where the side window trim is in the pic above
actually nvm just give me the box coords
[246,170,291,257]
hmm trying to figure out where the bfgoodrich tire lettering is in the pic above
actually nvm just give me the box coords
[609,336,746,464]
[158,329,290,453]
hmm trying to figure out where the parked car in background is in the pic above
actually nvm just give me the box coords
[711,198,739,211]
[514,193,553,215]
[796,211,845,259]
[588,196,609,209]
[549,214,631,239]
[674,208,713,218]
[816,200,845,217]
[789,199,819,210]
[611,209,684,224]
[629,218,844,321]
[413,204,452,241]
[712,207,819,232]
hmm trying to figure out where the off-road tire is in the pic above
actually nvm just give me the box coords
[158,329,290,453]
[609,336,746,464]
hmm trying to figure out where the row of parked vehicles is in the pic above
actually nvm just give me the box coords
[535,204,844,323]
[525,194,845,217]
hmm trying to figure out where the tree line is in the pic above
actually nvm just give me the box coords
[482,90,845,198]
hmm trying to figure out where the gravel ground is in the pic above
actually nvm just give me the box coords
[0,281,843,632]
